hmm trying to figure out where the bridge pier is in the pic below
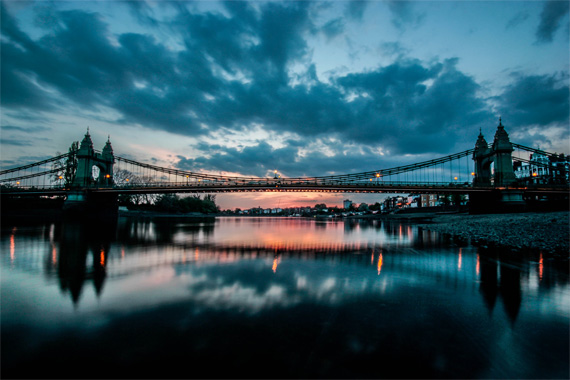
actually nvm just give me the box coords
[63,190,118,220]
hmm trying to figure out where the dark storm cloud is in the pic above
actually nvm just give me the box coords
[175,139,412,178]
[334,58,491,153]
[536,0,569,43]
[2,1,565,177]
[495,72,569,128]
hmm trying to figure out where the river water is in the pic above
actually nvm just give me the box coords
[1,216,568,379]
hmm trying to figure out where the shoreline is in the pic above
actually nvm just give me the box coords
[413,211,569,257]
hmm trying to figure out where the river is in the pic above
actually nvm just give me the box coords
[1,216,568,378]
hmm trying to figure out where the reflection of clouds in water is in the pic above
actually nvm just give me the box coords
[191,283,291,313]
[181,263,379,313]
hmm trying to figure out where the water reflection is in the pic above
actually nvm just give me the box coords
[55,220,115,305]
[1,217,568,379]
[478,249,522,324]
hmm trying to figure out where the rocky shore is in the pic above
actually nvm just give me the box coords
[416,211,569,257]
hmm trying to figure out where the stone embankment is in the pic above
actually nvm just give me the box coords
[416,211,569,256]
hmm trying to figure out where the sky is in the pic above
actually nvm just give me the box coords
[1,0,569,209]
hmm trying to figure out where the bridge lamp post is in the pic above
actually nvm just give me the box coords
[186,175,189,185]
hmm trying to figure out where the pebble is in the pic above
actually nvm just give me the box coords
[417,211,569,256]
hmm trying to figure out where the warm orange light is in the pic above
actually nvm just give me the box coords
[10,230,16,263]
[532,172,538,177]
[458,248,462,270]
[100,250,105,266]
[126,178,129,182]
[454,176,458,180]
[59,176,63,179]
[106,174,110,178]
[16,181,20,185]
[377,253,383,275]
[272,256,281,273]
[471,172,475,176]
[376,173,380,177]
[476,254,480,276]
[539,253,543,281]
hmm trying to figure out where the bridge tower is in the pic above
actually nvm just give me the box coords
[73,129,115,187]
[64,130,117,219]
[471,118,524,212]
[491,118,517,187]
[473,129,493,186]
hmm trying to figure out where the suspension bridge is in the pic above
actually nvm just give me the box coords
[1,120,568,212]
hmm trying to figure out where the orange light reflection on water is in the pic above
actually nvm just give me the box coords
[377,253,383,275]
[476,254,480,276]
[539,253,543,281]
[458,248,462,270]
[10,227,16,264]
[272,255,281,273]
[100,250,105,267]
[52,245,57,265]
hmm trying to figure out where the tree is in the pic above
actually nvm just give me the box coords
[369,202,382,211]
[52,141,78,187]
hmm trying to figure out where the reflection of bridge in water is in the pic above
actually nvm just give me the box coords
[3,219,567,325]
[1,120,568,214]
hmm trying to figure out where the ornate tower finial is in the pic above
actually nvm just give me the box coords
[498,117,502,127]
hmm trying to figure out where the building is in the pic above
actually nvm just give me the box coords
[343,199,352,210]
[514,152,570,184]
[420,194,438,207]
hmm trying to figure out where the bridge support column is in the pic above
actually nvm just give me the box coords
[63,190,118,220]
[498,189,526,212]
[469,190,525,214]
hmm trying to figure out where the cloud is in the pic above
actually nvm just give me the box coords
[505,10,530,30]
[495,72,569,128]
[386,0,424,31]
[1,125,51,133]
[346,0,368,20]
[536,0,569,43]
[321,18,345,40]
[1,1,567,179]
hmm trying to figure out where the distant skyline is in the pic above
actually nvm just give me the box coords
[1,0,569,209]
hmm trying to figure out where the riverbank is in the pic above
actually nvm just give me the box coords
[415,211,569,257]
